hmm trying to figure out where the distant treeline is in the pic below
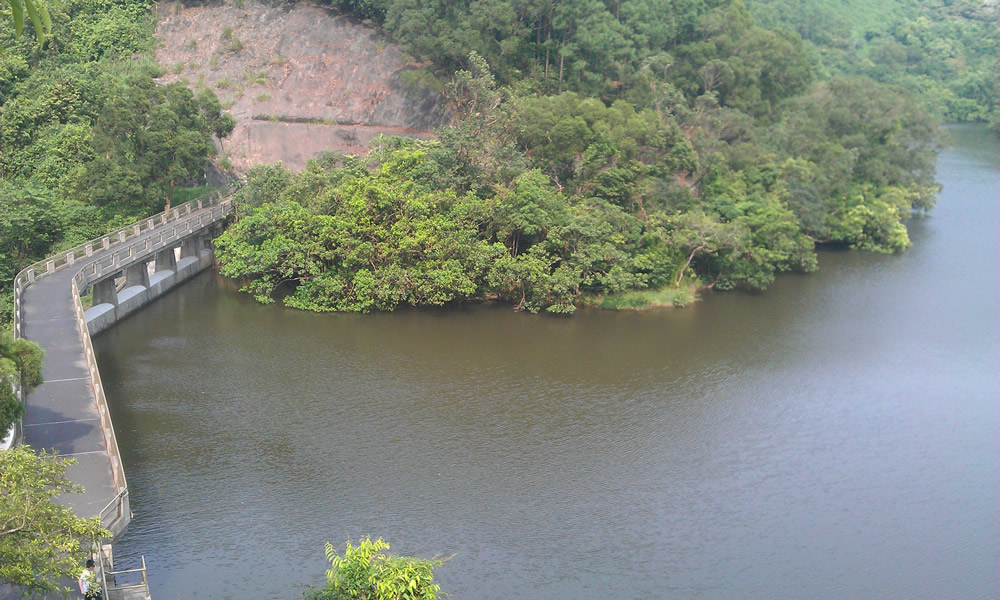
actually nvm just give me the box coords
[320,0,998,124]
[751,0,998,124]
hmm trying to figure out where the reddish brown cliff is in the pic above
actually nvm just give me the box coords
[155,1,451,172]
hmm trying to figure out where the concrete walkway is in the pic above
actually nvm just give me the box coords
[19,201,226,521]
[21,265,118,519]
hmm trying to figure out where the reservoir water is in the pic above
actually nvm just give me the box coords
[95,126,999,599]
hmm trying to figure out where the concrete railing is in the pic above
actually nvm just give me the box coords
[12,190,231,339]
[9,189,235,533]
[71,273,132,535]
[70,201,232,293]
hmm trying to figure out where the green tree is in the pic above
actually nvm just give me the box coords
[665,209,746,285]
[0,333,43,436]
[0,446,109,595]
[306,537,447,600]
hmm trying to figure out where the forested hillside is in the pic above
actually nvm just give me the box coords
[216,0,948,313]
[751,0,998,124]
[0,0,229,324]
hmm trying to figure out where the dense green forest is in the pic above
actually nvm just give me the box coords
[750,0,999,124]
[323,0,997,124]
[216,0,959,313]
[0,0,230,324]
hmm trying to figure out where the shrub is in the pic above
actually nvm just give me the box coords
[306,537,447,600]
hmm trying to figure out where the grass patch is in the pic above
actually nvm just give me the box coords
[244,70,268,85]
[592,283,700,310]
[255,92,271,102]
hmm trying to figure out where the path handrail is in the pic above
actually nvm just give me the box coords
[67,200,233,292]
[99,546,150,599]
[74,275,129,506]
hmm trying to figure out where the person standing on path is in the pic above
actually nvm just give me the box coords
[78,559,102,600]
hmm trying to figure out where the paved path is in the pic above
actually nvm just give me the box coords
[21,264,117,518]
[20,202,224,520]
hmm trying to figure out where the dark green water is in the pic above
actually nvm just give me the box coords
[95,126,999,599]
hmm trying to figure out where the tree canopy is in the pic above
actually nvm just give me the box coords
[306,537,447,600]
[0,446,110,595]
[750,0,999,124]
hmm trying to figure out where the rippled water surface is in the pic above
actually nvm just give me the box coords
[95,126,999,599]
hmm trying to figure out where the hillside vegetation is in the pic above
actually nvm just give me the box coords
[751,0,998,124]
[216,0,953,313]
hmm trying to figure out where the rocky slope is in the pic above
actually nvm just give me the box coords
[155,0,452,172]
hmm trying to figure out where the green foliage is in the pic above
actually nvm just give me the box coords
[3,0,52,44]
[751,0,999,123]
[217,21,940,313]
[0,446,110,595]
[325,0,990,126]
[0,333,44,435]
[306,537,446,600]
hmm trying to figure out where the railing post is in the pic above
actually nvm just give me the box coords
[46,260,54,273]
[86,244,93,257]
[67,252,75,265]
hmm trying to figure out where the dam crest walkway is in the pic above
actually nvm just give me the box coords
[10,192,232,540]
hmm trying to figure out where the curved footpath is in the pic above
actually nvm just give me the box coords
[10,193,232,541]
[20,258,120,520]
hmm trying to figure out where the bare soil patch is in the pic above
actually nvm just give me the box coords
[155,0,451,172]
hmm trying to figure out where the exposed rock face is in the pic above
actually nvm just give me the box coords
[155,0,451,172]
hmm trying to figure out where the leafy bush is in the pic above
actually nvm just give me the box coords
[0,334,45,435]
[306,538,446,600]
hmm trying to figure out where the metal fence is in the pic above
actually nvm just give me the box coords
[99,544,151,600]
